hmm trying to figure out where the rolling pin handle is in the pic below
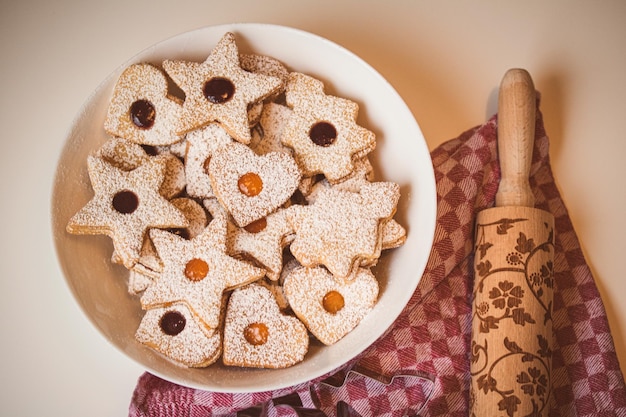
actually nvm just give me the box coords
[495,68,536,208]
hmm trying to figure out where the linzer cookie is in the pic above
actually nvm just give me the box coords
[283,266,379,345]
[208,141,300,227]
[287,181,400,280]
[93,152,186,274]
[281,72,376,183]
[104,63,184,146]
[163,32,283,143]
[223,284,308,368]
[66,155,188,269]
[135,302,222,367]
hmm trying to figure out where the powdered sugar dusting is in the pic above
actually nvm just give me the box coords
[227,207,294,281]
[184,123,233,199]
[162,32,283,143]
[283,266,378,345]
[287,181,399,279]
[104,63,184,146]
[135,303,222,367]
[281,72,376,183]
[223,284,308,368]
[66,156,188,268]
[140,217,264,331]
[209,141,300,227]
[67,30,407,369]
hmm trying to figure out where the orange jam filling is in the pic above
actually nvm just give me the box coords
[184,258,209,281]
[238,172,263,197]
[244,322,269,346]
[322,290,345,314]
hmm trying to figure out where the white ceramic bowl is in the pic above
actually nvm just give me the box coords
[51,23,436,392]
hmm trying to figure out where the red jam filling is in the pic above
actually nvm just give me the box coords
[309,121,337,147]
[112,190,138,214]
[203,77,235,104]
[160,310,186,336]
[129,99,156,129]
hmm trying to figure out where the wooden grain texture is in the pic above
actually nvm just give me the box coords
[471,207,554,417]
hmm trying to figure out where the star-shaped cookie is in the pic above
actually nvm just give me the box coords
[281,72,376,183]
[286,181,399,280]
[163,32,283,143]
[140,215,265,332]
[66,155,188,269]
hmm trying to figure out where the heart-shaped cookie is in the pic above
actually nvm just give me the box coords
[283,266,379,345]
[222,284,309,368]
[208,141,301,227]
[104,63,184,146]
[135,303,222,368]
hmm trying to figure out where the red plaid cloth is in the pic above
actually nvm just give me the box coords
[129,103,626,416]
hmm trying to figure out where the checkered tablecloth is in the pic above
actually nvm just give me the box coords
[129,102,626,416]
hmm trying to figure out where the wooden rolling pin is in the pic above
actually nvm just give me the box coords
[470,69,554,416]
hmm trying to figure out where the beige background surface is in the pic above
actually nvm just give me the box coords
[1,1,624,416]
